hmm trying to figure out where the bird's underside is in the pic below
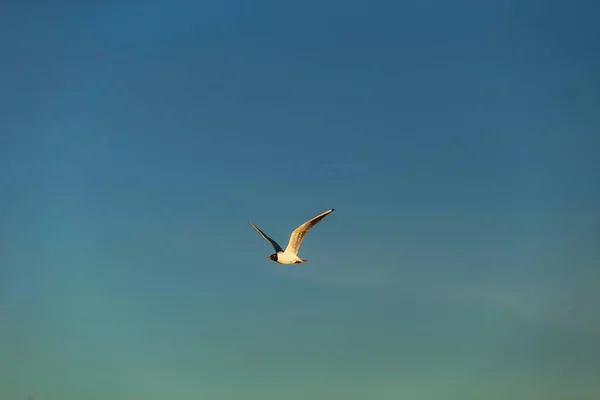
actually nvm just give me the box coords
[249,208,334,264]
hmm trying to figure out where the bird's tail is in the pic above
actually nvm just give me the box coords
[296,258,308,263]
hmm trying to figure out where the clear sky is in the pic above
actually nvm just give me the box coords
[1,1,599,399]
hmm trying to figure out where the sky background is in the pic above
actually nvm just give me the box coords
[1,0,599,399]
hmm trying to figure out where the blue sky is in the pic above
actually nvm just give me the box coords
[1,1,599,399]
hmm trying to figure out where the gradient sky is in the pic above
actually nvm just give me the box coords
[1,1,599,399]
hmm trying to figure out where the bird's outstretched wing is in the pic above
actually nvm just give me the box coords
[249,221,284,253]
[284,208,335,255]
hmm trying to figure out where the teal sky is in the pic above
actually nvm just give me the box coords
[1,1,599,399]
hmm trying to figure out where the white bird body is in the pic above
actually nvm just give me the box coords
[272,251,303,265]
[249,208,335,264]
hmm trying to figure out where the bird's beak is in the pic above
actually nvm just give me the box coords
[266,256,271,260]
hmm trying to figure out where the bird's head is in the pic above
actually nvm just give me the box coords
[266,254,277,262]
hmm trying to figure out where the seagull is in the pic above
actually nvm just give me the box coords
[249,208,335,264]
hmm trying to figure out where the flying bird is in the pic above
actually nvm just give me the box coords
[249,208,335,264]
